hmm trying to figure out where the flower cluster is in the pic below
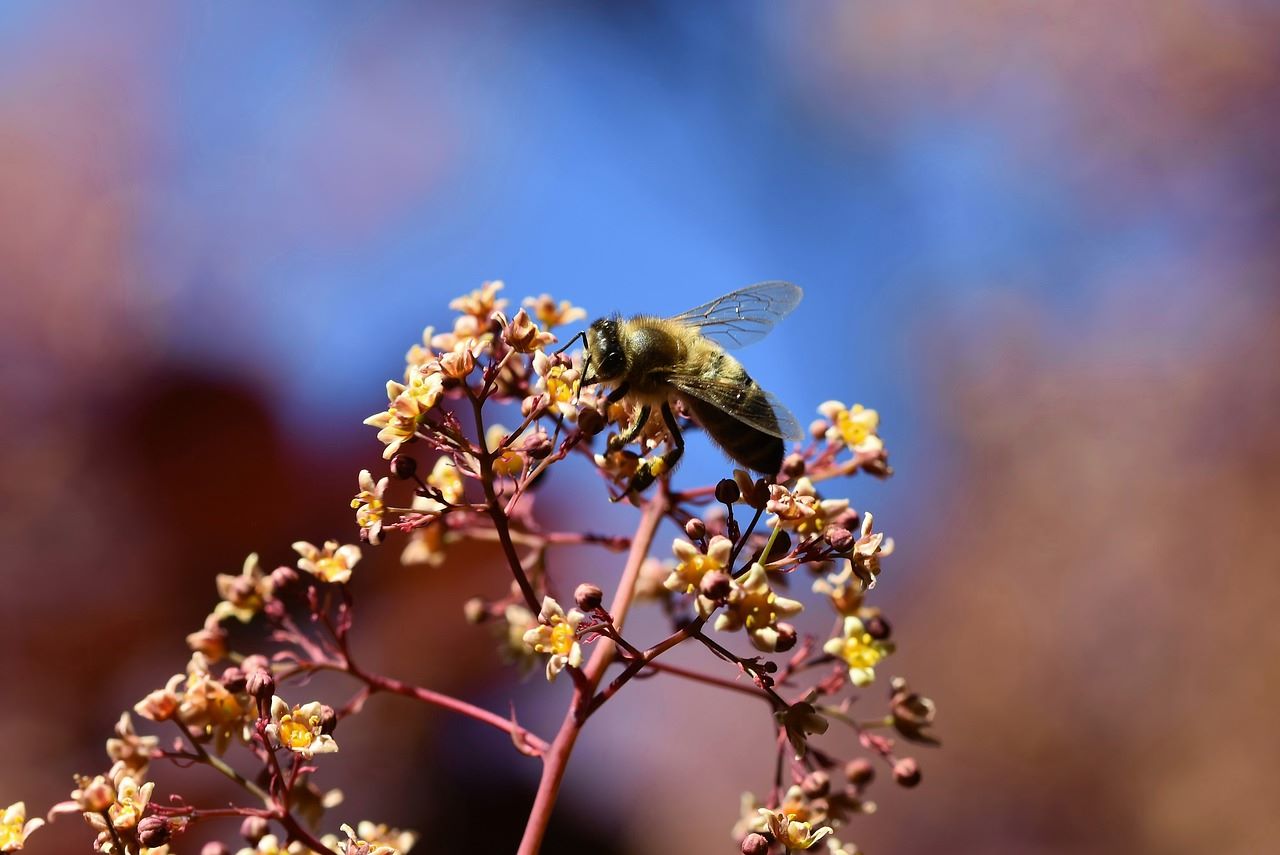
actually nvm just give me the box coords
[36,281,933,855]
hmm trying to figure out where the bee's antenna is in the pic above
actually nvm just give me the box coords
[554,330,585,356]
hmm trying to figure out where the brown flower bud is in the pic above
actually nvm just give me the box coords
[574,583,604,611]
[240,815,269,844]
[809,418,828,440]
[741,832,771,855]
[773,622,798,653]
[715,478,741,505]
[245,668,275,702]
[801,770,831,798]
[893,757,922,788]
[845,758,875,787]
[137,816,172,847]
[699,571,732,602]
[577,406,605,437]
[864,614,892,640]
[390,453,418,479]
[781,452,806,479]
[520,431,553,460]
[823,526,855,553]
[521,394,545,418]
[463,597,489,624]
[317,704,338,735]
[684,518,706,540]
[832,508,861,532]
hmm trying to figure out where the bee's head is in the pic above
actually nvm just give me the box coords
[583,316,627,385]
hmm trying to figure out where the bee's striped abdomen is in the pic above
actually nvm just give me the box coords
[682,368,785,475]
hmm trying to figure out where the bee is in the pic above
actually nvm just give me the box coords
[571,281,804,495]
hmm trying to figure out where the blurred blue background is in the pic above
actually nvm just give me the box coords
[3,2,1278,853]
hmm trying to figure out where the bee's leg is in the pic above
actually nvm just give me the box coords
[625,402,684,495]
[607,401,649,453]
[605,382,631,405]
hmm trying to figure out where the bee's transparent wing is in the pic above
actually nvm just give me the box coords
[667,281,803,350]
[668,373,804,441]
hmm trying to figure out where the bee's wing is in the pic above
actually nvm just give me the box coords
[667,281,803,350]
[668,373,804,441]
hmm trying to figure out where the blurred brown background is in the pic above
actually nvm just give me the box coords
[2,2,1277,853]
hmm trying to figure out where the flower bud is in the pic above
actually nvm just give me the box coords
[781,453,806,479]
[801,770,831,798]
[390,453,418,479]
[823,526,855,553]
[864,615,892,640]
[773,622,798,653]
[318,704,338,735]
[463,597,488,624]
[240,815,269,844]
[245,668,275,702]
[520,431,553,460]
[521,394,546,418]
[809,418,828,440]
[219,666,246,692]
[741,832,771,855]
[202,844,232,855]
[699,571,732,602]
[138,816,172,847]
[574,583,604,611]
[270,565,300,589]
[684,518,706,540]
[832,508,861,532]
[893,757,921,788]
[845,758,875,787]
[715,478,741,505]
[577,406,605,437]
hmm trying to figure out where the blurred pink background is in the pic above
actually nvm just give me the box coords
[2,2,1278,853]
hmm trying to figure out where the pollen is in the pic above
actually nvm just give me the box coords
[280,717,316,750]
[549,621,576,656]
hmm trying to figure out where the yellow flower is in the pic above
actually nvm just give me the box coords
[757,805,832,850]
[235,834,311,855]
[823,616,894,686]
[499,603,540,673]
[344,821,418,853]
[523,294,586,328]
[714,563,804,652]
[532,351,582,420]
[400,508,447,567]
[485,426,525,478]
[849,511,893,588]
[107,775,154,829]
[266,697,338,757]
[435,339,480,380]
[811,563,865,616]
[214,553,275,623]
[767,478,849,536]
[366,378,435,460]
[818,401,882,453]
[522,597,584,682]
[105,712,158,778]
[178,653,251,753]
[0,802,43,852]
[664,535,732,594]
[427,456,465,504]
[134,673,184,722]
[449,280,507,320]
[352,470,389,545]
[501,308,557,354]
[293,540,362,584]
